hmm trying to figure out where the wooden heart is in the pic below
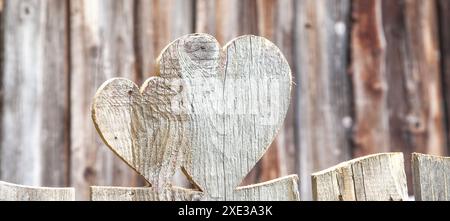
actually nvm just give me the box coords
[92,34,292,199]
[92,77,186,190]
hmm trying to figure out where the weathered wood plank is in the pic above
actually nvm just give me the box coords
[312,153,408,201]
[439,0,450,153]
[254,0,298,186]
[0,0,70,186]
[0,181,74,201]
[195,0,264,187]
[91,34,299,201]
[234,175,299,201]
[91,186,203,201]
[195,0,255,45]
[70,0,141,200]
[135,0,194,79]
[382,0,446,194]
[412,153,450,201]
[294,0,352,200]
[91,175,298,201]
[135,0,194,186]
[351,0,390,156]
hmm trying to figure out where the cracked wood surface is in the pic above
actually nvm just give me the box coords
[0,181,74,201]
[91,34,299,201]
[412,153,450,201]
[312,152,408,201]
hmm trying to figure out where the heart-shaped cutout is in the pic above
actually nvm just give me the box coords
[92,34,292,199]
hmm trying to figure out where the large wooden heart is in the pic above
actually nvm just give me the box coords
[92,34,292,200]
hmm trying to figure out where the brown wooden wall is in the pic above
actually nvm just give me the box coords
[0,0,448,200]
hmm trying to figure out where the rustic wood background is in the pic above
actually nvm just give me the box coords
[0,0,449,200]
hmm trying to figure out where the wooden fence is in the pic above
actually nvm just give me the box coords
[1,152,448,200]
[0,0,450,200]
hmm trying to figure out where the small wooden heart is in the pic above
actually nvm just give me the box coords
[92,34,296,200]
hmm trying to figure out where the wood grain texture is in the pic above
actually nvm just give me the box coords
[0,0,70,186]
[254,0,297,186]
[312,153,408,201]
[195,0,295,187]
[70,0,141,200]
[91,175,298,201]
[0,181,74,201]
[439,0,450,153]
[351,0,390,156]
[135,0,194,186]
[91,34,299,201]
[382,0,446,194]
[135,0,194,79]
[91,186,203,201]
[294,0,353,200]
[412,153,450,201]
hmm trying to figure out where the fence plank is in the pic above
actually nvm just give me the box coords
[351,0,390,156]
[254,0,296,185]
[294,0,352,200]
[412,153,450,201]
[90,186,203,201]
[0,0,70,187]
[135,0,194,80]
[312,153,408,201]
[0,181,74,201]
[70,0,141,200]
[382,0,446,194]
[195,0,269,186]
[91,175,298,201]
[439,0,450,153]
[135,0,194,187]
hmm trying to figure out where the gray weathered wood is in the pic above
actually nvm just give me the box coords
[294,0,352,200]
[70,0,141,200]
[91,34,299,201]
[91,175,298,201]
[312,153,408,201]
[412,152,450,201]
[0,181,74,201]
[195,0,264,187]
[382,0,446,194]
[135,0,194,79]
[0,0,70,186]
[135,0,195,187]
[91,186,203,201]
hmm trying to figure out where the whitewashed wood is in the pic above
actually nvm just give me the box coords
[0,181,74,201]
[70,0,141,200]
[91,186,203,201]
[91,34,298,201]
[1,0,70,187]
[312,153,408,201]
[412,152,450,201]
[91,176,298,201]
[234,175,299,201]
[294,0,352,200]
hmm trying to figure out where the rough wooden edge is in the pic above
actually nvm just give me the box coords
[234,174,300,201]
[311,152,408,201]
[90,186,203,201]
[412,152,450,201]
[0,181,75,201]
[90,78,147,184]
[312,152,400,176]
